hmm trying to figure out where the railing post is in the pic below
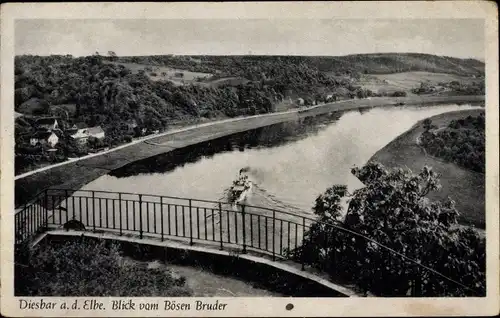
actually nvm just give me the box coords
[119,193,123,236]
[272,210,276,261]
[139,194,143,239]
[189,199,193,245]
[219,202,223,250]
[301,217,305,271]
[92,191,96,231]
[241,205,247,254]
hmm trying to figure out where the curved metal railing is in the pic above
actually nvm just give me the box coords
[14,188,483,297]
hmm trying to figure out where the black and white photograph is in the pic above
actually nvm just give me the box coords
[1,2,498,317]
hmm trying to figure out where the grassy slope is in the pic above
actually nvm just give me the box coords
[358,71,480,94]
[369,109,485,228]
[105,61,212,85]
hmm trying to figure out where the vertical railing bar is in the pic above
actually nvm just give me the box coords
[160,198,164,241]
[250,214,253,248]
[197,207,200,240]
[79,196,82,223]
[241,205,246,253]
[212,208,215,241]
[133,201,136,231]
[280,219,283,256]
[301,217,306,271]
[175,205,178,236]
[85,197,89,227]
[105,198,109,229]
[139,194,143,239]
[288,221,291,253]
[272,210,276,261]
[153,202,157,234]
[227,210,231,243]
[168,204,171,236]
[189,199,193,245]
[219,203,223,250]
[112,199,116,229]
[295,223,298,251]
[99,197,102,228]
[92,192,96,231]
[146,201,150,233]
[119,194,123,236]
[204,208,208,240]
[182,205,186,238]
[126,200,130,231]
[235,208,239,244]
[71,192,75,220]
[265,216,268,251]
[258,215,261,249]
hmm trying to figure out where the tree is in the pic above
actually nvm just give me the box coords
[107,51,117,61]
[288,163,485,296]
[423,118,433,131]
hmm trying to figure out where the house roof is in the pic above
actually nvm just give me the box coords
[87,126,105,135]
[35,117,58,126]
[74,122,88,129]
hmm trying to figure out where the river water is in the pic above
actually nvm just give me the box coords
[81,104,479,216]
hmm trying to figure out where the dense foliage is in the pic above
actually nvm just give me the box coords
[15,238,192,296]
[420,113,485,173]
[287,163,485,296]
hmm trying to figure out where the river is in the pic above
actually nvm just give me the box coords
[80,104,479,216]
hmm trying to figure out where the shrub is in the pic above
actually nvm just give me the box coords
[15,238,193,296]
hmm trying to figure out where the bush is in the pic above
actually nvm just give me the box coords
[391,91,407,97]
[15,238,193,296]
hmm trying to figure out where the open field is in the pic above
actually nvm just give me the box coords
[14,95,484,207]
[369,108,485,228]
[106,61,213,85]
[358,71,481,95]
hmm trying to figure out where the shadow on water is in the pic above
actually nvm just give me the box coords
[110,111,346,179]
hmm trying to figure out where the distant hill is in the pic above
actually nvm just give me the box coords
[114,53,484,77]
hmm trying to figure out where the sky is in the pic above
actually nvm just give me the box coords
[15,19,485,60]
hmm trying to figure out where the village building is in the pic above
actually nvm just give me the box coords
[34,117,59,131]
[30,131,59,147]
[296,98,305,106]
[69,124,105,144]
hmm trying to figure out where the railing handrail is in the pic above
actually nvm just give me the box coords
[43,188,322,222]
[16,188,483,296]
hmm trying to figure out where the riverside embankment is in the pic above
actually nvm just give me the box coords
[15,95,484,207]
[368,108,485,228]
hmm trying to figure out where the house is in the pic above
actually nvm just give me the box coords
[30,131,59,147]
[69,124,105,144]
[296,98,305,106]
[87,126,105,139]
[35,117,59,131]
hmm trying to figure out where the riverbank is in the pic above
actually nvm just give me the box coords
[15,95,484,207]
[368,108,485,228]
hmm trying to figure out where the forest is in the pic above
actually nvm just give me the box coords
[419,113,485,173]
